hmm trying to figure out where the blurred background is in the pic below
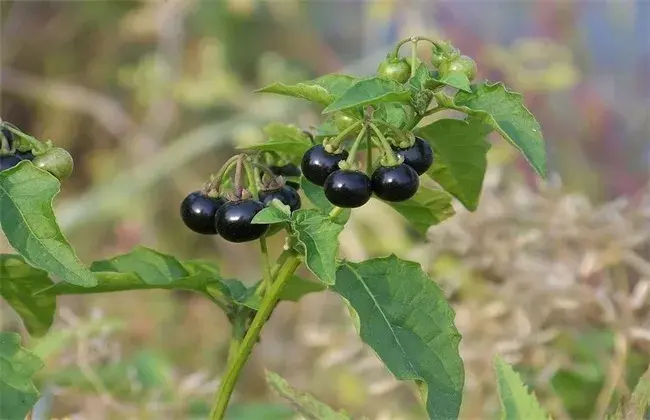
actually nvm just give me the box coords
[1,1,649,419]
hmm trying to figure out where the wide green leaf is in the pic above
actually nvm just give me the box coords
[266,371,351,420]
[494,355,548,420]
[278,275,326,302]
[0,254,55,337]
[39,247,226,303]
[322,77,411,114]
[333,256,464,419]
[455,81,547,177]
[255,74,358,107]
[431,71,472,93]
[417,119,491,211]
[252,201,291,224]
[0,163,97,287]
[300,178,350,224]
[239,123,312,162]
[0,332,43,420]
[409,63,433,92]
[374,103,416,130]
[290,209,343,285]
[386,186,455,234]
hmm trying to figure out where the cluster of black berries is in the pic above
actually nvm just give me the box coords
[301,137,433,208]
[180,161,301,243]
[0,124,35,171]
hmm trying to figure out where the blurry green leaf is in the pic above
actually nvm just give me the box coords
[266,371,351,420]
[417,118,491,211]
[0,163,97,287]
[279,276,326,301]
[332,256,464,419]
[610,365,650,420]
[239,123,312,162]
[455,81,547,177]
[225,403,294,420]
[39,247,227,303]
[255,74,358,106]
[430,71,472,93]
[387,186,455,234]
[300,177,350,224]
[291,209,343,285]
[494,355,549,420]
[252,201,291,224]
[323,77,411,114]
[0,254,55,337]
[0,332,43,420]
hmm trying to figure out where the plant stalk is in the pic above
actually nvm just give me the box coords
[208,251,301,420]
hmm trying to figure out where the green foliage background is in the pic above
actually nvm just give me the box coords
[1,1,649,419]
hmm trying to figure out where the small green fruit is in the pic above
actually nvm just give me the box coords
[32,147,74,180]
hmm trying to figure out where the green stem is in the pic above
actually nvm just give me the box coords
[209,155,241,195]
[365,129,373,174]
[243,157,259,198]
[259,236,272,292]
[328,206,343,220]
[411,38,418,78]
[344,125,367,166]
[328,120,362,149]
[392,37,414,57]
[368,123,398,166]
[373,120,411,147]
[209,251,301,420]
[1,124,47,153]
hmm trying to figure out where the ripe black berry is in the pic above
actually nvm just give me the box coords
[323,170,372,208]
[269,163,301,178]
[393,137,433,175]
[301,145,349,186]
[180,191,226,235]
[371,164,419,202]
[215,199,269,243]
[0,155,21,172]
[259,185,301,212]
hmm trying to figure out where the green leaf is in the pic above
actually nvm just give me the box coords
[290,209,343,285]
[0,332,43,420]
[409,63,433,92]
[300,177,350,224]
[39,247,225,303]
[279,275,326,302]
[494,355,549,420]
[455,81,547,178]
[266,371,352,420]
[0,163,97,287]
[416,119,491,211]
[610,364,650,420]
[252,201,291,224]
[332,256,464,419]
[239,123,312,161]
[322,77,411,114]
[0,254,55,337]
[374,103,416,130]
[386,186,455,234]
[432,71,473,93]
[226,403,295,420]
[255,74,358,107]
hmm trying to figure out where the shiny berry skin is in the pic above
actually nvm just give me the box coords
[259,185,301,213]
[371,164,419,202]
[215,199,269,243]
[180,191,226,235]
[0,155,22,172]
[301,145,349,186]
[393,137,433,175]
[323,170,372,208]
[269,163,301,178]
